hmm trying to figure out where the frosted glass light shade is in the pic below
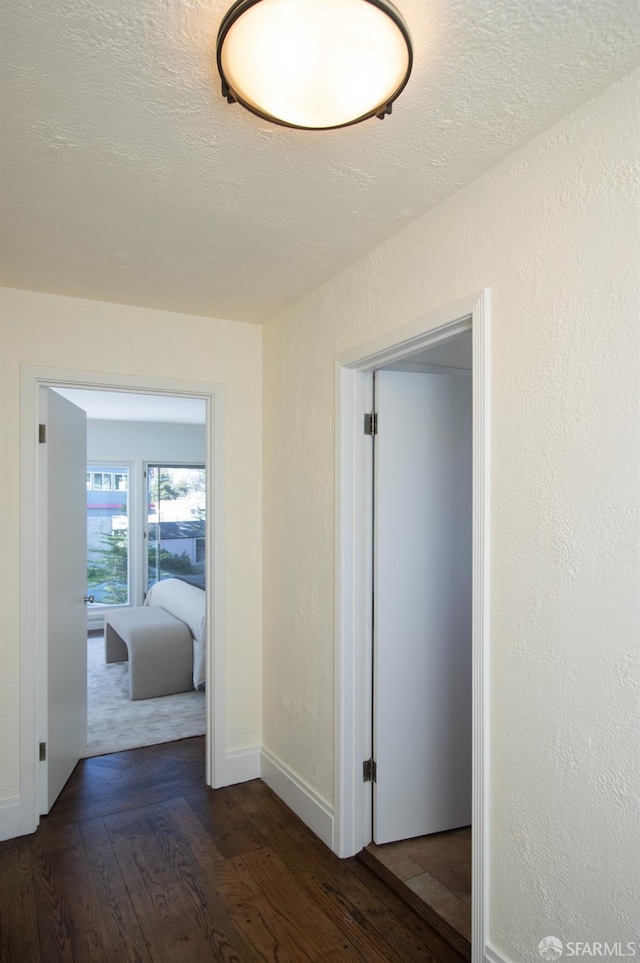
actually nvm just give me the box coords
[216,0,412,130]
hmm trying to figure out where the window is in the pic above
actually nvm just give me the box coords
[86,464,129,606]
[147,465,206,590]
[85,461,206,610]
[93,471,113,491]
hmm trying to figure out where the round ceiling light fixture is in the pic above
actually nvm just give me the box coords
[216,0,413,130]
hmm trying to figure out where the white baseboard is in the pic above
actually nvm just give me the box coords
[0,796,25,841]
[260,747,334,850]
[221,746,261,787]
[484,944,512,963]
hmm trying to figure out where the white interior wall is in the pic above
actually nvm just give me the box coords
[0,291,262,809]
[86,419,206,463]
[262,70,639,960]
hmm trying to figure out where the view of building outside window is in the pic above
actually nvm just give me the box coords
[86,464,206,606]
[86,465,129,605]
[147,466,206,590]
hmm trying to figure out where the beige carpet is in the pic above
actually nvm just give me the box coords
[84,633,206,757]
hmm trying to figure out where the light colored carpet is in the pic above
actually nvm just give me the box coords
[84,633,206,757]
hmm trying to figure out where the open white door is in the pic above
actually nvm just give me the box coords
[373,369,472,844]
[40,388,88,813]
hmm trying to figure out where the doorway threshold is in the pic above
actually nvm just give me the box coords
[357,827,471,962]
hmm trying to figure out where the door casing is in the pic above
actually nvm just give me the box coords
[334,290,490,961]
[19,366,225,835]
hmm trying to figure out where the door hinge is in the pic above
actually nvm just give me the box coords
[364,412,377,436]
[39,742,47,761]
[39,424,47,444]
[363,758,377,783]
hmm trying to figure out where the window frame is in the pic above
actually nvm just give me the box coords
[144,462,206,593]
[85,460,138,627]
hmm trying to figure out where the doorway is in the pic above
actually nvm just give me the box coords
[362,334,473,956]
[52,388,209,759]
[18,366,225,835]
[334,291,490,963]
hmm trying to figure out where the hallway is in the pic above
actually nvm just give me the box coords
[0,738,467,962]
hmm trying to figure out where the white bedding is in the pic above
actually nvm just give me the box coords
[144,578,206,689]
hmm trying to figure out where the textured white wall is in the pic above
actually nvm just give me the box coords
[0,290,262,800]
[262,70,639,956]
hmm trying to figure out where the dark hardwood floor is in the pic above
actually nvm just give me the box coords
[0,738,467,962]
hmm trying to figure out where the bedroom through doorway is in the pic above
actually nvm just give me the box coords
[53,388,208,758]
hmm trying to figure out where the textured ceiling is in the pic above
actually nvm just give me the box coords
[1,0,638,324]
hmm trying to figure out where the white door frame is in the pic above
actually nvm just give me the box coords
[18,365,226,836]
[334,290,490,960]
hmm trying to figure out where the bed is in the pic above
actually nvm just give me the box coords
[144,577,206,690]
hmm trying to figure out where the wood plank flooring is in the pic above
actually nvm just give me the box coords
[0,738,467,962]
[359,829,472,962]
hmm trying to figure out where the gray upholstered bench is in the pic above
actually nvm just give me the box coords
[104,607,193,701]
